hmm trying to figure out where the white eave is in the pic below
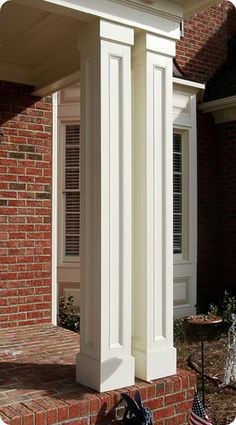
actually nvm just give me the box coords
[199,96,236,123]
[173,77,205,104]
[173,77,205,91]
[180,0,221,17]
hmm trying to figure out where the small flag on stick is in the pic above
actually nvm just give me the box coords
[188,393,212,425]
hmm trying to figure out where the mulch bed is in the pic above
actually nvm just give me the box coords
[175,327,236,425]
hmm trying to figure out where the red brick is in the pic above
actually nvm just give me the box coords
[0,406,21,425]
[34,399,58,425]
[165,413,187,425]
[89,397,100,414]
[176,400,193,413]
[165,392,185,405]
[10,404,34,425]
[155,381,165,396]
[79,400,89,417]
[164,378,174,394]
[145,397,164,410]
[153,406,175,420]
[68,420,88,425]
[147,384,156,399]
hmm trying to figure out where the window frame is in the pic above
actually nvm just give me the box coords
[58,118,80,265]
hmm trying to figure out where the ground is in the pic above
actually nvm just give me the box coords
[175,324,236,425]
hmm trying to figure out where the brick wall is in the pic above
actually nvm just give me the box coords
[197,116,236,309]
[197,112,220,308]
[0,81,52,327]
[0,369,197,425]
[215,121,236,297]
[176,0,236,83]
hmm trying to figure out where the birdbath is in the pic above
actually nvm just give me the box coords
[186,314,222,407]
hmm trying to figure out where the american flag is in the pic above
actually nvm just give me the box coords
[188,393,212,425]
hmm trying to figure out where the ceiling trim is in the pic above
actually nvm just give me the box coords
[32,70,80,97]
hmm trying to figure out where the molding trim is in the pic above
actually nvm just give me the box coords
[51,92,58,325]
[32,71,80,97]
[108,0,182,22]
[173,77,205,91]
[199,95,236,123]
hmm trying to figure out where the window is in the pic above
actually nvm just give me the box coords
[173,133,182,254]
[63,124,80,261]
[173,131,189,258]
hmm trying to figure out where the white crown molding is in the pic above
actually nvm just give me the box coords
[199,95,236,123]
[108,0,183,22]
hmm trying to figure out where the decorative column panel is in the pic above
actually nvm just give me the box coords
[76,20,135,392]
[132,32,176,381]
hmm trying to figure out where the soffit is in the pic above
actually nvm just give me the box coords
[0,1,91,90]
[172,0,220,17]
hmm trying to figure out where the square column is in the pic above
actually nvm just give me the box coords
[132,32,176,381]
[76,20,135,392]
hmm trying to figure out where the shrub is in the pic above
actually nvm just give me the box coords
[174,318,185,340]
[58,295,80,332]
[208,290,236,324]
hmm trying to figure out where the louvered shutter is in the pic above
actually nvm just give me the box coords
[64,124,80,257]
[173,133,182,254]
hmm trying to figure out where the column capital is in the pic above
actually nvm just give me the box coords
[100,20,134,45]
[134,31,176,58]
[79,19,134,50]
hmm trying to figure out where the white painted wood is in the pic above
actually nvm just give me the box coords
[146,33,176,56]
[12,0,182,38]
[132,31,176,381]
[76,19,135,392]
[57,90,81,312]
[14,0,219,26]
[173,81,199,318]
[51,92,58,325]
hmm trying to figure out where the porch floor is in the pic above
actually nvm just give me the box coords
[0,324,196,425]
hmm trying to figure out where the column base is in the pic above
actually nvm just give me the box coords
[76,353,135,392]
[132,346,176,382]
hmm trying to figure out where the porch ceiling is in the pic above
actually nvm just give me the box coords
[0,1,92,92]
[0,0,219,95]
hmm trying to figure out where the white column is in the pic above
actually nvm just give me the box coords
[76,20,135,392]
[132,32,176,381]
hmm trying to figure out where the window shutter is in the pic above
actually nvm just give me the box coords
[173,133,182,254]
[64,124,80,257]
